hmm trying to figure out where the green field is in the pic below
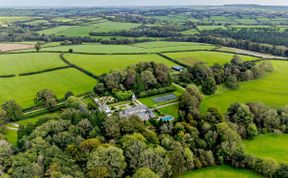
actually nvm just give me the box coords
[158,103,179,118]
[181,29,199,35]
[165,51,258,66]
[197,25,226,31]
[201,60,288,113]
[131,41,215,51]
[65,54,178,75]
[178,165,262,178]
[42,41,216,53]
[0,53,66,75]
[0,16,32,25]
[233,18,258,24]
[139,84,185,107]
[38,21,140,36]
[0,68,96,108]
[244,134,288,164]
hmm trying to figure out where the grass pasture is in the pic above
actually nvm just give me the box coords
[38,21,140,37]
[197,25,226,31]
[165,51,258,66]
[0,53,67,75]
[42,41,216,53]
[201,60,288,113]
[64,53,178,75]
[130,41,216,52]
[0,68,96,108]
[244,134,288,164]
[42,43,148,53]
[178,165,262,178]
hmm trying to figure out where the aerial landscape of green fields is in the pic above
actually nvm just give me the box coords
[1,1,288,178]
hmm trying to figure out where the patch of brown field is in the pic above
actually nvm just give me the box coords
[0,43,34,52]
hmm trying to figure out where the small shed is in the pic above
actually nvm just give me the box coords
[172,66,184,72]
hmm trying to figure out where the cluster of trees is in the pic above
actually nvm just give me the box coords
[177,56,272,94]
[90,25,183,38]
[94,62,173,99]
[0,86,242,177]
[211,28,288,47]
[107,15,157,24]
[227,102,288,140]
[170,35,288,57]
[1,84,288,177]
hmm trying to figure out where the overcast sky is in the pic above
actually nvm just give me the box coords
[1,0,288,7]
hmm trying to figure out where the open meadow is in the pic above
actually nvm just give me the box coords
[178,165,262,178]
[42,41,216,53]
[0,53,67,75]
[200,60,288,113]
[244,134,288,164]
[64,53,178,75]
[165,51,259,66]
[38,21,141,36]
[0,68,96,108]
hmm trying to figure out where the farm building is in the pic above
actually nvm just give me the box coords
[172,66,184,71]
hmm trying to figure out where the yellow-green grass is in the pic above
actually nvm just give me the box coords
[38,21,140,37]
[139,84,185,107]
[42,43,149,53]
[0,68,96,108]
[18,112,60,126]
[165,51,258,66]
[181,29,199,35]
[244,134,288,164]
[0,16,32,25]
[131,41,215,51]
[233,18,258,24]
[158,103,179,118]
[64,54,178,75]
[200,60,288,113]
[42,42,216,54]
[178,165,262,178]
[197,25,226,31]
[0,53,67,75]
[38,26,75,35]
[3,129,17,146]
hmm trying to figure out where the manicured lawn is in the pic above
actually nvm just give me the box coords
[244,134,288,164]
[3,129,18,146]
[0,53,66,75]
[0,68,96,108]
[139,84,185,107]
[178,165,262,178]
[201,60,288,113]
[165,51,258,66]
[42,41,216,54]
[64,54,178,75]
[159,103,179,118]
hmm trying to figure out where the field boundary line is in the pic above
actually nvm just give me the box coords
[60,53,99,80]
[157,53,188,67]
[18,66,72,76]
